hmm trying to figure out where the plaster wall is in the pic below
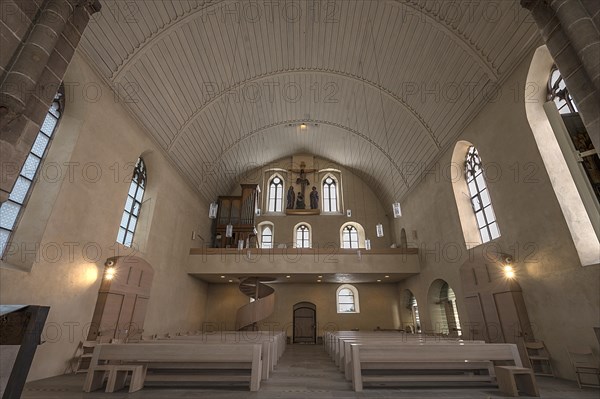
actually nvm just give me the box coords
[394,50,600,380]
[204,283,401,337]
[231,159,394,249]
[0,53,209,381]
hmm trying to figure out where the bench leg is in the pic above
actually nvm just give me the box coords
[83,369,107,392]
[515,374,540,397]
[496,370,519,397]
[128,366,146,393]
[106,370,126,393]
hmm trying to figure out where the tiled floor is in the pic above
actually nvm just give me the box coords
[22,344,598,398]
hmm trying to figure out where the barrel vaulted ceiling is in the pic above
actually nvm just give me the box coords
[79,0,540,205]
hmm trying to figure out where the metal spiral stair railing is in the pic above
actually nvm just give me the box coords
[236,277,275,330]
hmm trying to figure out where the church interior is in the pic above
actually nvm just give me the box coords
[1,0,599,397]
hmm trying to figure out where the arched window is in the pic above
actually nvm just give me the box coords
[339,222,366,248]
[337,284,360,313]
[548,66,578,114]
[341,225,359,248]
[267,175,284,212]
[258,222,274,249]
[524,46,599,266]
[117,158,147,247]
[465,146,500,243]
[322,175,338,212]
[0,92,63,257]
[548,66,599,204]
[295,223,311,248]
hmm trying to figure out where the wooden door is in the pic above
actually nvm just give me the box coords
[293,303,316,344]
[460,260,534,347]
[88,256,153,341]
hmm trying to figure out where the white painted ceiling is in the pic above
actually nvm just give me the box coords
[80,0,539,205]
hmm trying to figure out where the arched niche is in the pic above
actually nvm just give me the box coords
[427,279,462,337]
[400,289,421,333]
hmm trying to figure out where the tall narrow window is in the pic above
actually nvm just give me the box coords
[548,66,599,203]
[0,92,63,257]
[117,158,147,247]
[337,284,360,313]
[465,146,500,243]
[261,226,273,249]
[267,176,283,212]
[548,66,578,114]
[341,225,359,248]
[295,224,310,248]
[322,176,338,212]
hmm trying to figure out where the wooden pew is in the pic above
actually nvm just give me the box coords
[350,343,524,391]
[340,338,485,380]
[83,343,262,392]
[149,335,275,380]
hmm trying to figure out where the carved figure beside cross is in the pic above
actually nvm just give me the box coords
[289,162,316,209]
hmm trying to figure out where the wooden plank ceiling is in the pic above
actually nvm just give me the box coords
[80,0,539,205]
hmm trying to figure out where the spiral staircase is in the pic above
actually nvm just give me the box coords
[236,277,275,330]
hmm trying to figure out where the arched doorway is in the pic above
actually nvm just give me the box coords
[428,279,462,337]
[400,289,421,333]
[293,302,316,344]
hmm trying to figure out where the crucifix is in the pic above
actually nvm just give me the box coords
[289,162,316,209]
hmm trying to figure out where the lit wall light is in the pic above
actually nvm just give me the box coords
[300,123,307,130]
[503,257,515,279]
[365,239,371,251]
[105,267,116,280]
[376,224,384,237]
[104,259,116,281]
[504,265,515,279]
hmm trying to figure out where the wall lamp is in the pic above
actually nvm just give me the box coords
[104,259,116,280]
[502,256,515,279]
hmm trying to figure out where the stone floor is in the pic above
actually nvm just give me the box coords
[22,344,599,398]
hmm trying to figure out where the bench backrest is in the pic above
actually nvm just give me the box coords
[353,343,522,366]
[91,343,261,365]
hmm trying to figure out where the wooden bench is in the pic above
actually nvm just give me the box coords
[495,366,539,397]
[340,339,485,380]
[83,343,263,392]
[350,343,524,392]
[147,335,276,380]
